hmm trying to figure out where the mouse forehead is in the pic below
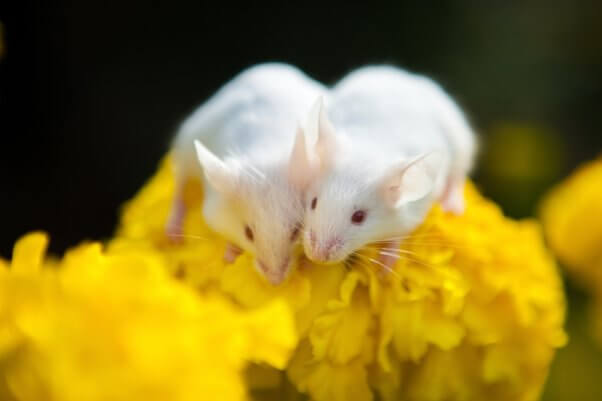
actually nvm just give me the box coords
[314,164,375,205]
[237,174,303,229]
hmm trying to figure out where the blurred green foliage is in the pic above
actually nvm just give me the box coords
[543,284,602,401]
[476,122,567,218]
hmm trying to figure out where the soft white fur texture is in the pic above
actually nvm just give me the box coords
[171,63,327,284]
[302,66,476,264]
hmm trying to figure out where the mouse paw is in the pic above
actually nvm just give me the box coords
[224,242,243,263]
[441,191,465,214]
[441,179,465,215]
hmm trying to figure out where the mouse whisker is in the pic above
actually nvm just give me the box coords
[368,236,468,250]
[381,251,437,268]
[350,255,389,274]
[379,250,403,259]
[166,233,211,241]
[378,250,436,270]
[356,260,388,276]
[369,233,447,243]
[379,247,426,255]
[368,257,401,278]
[396,240,472,250]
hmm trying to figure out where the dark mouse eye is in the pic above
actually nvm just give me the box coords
[290,224,300,241]
[351,210,367,225]
[311,197,317,210]
[244,225,254,242]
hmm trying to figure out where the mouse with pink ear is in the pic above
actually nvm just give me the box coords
[167,63,326,285]
[301,66,476,272]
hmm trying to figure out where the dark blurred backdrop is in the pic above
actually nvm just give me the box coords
[1,1,601,256]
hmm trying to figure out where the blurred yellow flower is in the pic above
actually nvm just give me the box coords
[0,232,296,401]
[111,156,566,401]
[540,157,602,343]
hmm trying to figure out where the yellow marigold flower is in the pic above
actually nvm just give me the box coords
[540,158,602,343]
[112,155,566,401]
[0,232,296,401]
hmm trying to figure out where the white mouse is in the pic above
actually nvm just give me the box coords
[167,63,326,284]
[301,66,476,270]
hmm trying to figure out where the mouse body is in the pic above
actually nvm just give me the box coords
[169,63,326,284]
[302,66,476,268]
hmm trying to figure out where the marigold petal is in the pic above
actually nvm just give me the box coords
[310,282,372,364]
[10,232,48,275]
[288,340,373,401]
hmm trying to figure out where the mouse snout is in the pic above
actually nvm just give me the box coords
[305,231,342,263]
[256,256,291,285]
[309,230,317,248]
[304,230,319,260]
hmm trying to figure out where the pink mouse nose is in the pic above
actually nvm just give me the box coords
[256,257,291,285]
[321,238,341,260]
[309,230,317,248]
[306,230,322,261]
[307,231,341,263]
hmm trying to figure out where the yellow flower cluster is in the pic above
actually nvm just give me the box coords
[111,156,567,401]
[0,232,296,401]
[540,157,602,344]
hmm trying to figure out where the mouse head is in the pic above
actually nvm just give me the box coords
[193,126,318,285]
[302,102,444,264]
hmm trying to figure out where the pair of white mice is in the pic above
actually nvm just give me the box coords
[168,63,476,285]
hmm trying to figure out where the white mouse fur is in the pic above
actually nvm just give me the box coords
[301,66,476,266]
[169,63,326,284]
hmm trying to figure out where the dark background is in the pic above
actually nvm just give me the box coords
[1,1,601,256]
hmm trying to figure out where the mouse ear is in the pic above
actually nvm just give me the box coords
[381,151,444,209]
[288,124,319,191]
[194,140,237,195]
[316,97,340,171]
[307,96,339,172]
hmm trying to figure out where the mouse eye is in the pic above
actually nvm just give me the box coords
[244,225,254,242]
[351,210,367,225]
[311,197,317,210]
[290,224,301,241]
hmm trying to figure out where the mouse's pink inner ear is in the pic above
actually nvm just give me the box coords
[381,153,443,208]
[288,125,319,191]
[314,98,339,172]
[193,140,238,195]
